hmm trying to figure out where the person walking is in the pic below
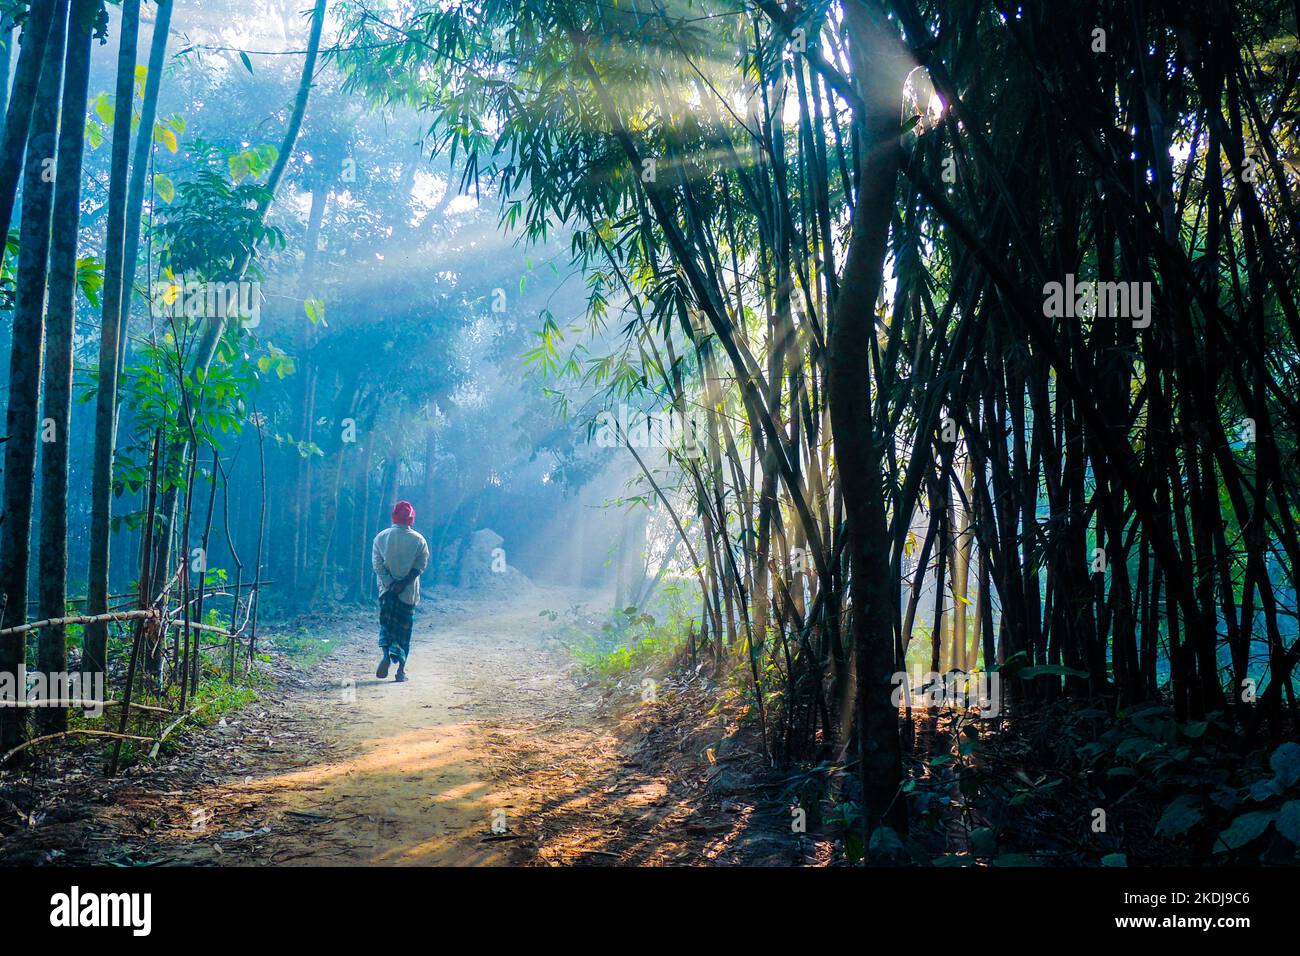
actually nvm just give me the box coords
[371,500,430,682]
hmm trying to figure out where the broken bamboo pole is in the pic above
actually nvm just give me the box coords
[1,728,155,766]
[0,608,156,636]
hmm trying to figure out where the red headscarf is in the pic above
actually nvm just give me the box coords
[392,500,415,526]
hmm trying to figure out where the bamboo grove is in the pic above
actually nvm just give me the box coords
[0,0,1293,861]
[334,0,1300,835]
[0,0,328,757]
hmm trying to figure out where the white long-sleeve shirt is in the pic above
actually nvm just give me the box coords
[372,524,431,606]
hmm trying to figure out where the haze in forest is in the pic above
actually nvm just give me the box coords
[0,0,658,614]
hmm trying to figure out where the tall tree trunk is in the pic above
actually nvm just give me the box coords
[290,164,328,598]
[953,458,974,670]
[0,0,66,754]
[83,0,140,681]
[348,414,376,601]
[35,0,94,732]
[929,478,950,675]
[827,0,908,841]
[0,0,55,271]
[116,0,172,377]
[0,12,15,121]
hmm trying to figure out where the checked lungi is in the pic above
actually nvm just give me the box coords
[378,591,415,664]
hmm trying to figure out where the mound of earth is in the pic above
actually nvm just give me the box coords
[439,528,533,593]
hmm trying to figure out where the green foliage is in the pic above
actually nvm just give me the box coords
[155,142,283,280]
[107,323,269,504]
[564,604,683,679]
[151,678,259,760]
[268,628,340,670]
[1054,704,1297,862]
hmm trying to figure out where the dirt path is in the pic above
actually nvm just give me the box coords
[2,584,807,866]
[148,585,614,865]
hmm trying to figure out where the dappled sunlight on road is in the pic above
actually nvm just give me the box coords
[154,588,599,866]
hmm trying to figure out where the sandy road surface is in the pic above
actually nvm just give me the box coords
[159,585,607,865]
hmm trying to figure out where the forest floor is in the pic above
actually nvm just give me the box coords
[0,584,819,866]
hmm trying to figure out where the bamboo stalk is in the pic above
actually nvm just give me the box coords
[1,728,155,765]
[0,699,169,713]
[163,618,233,637]
[109,428,160,777]
[0,608,156,636]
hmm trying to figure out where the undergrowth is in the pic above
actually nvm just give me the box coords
[265,627,338,669]
[545,583,695,684]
